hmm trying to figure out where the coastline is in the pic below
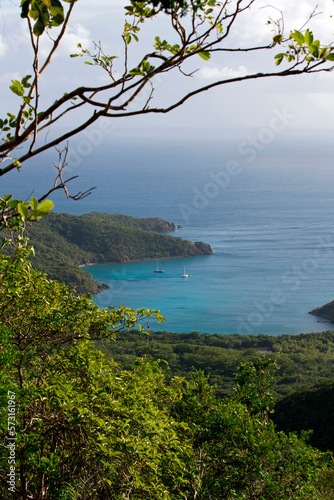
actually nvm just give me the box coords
[23,212,212,296]
[79,253,213,269]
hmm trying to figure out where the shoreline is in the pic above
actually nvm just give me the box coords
[79,253,213,269]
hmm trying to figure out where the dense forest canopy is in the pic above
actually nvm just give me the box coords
[106,329,334,400]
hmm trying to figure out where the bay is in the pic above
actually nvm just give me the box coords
[3,133,334,335]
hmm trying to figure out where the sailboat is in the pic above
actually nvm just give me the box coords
[154,259,164,273]
[182,266,188,278]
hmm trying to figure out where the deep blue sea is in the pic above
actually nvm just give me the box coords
[3,132,334,336]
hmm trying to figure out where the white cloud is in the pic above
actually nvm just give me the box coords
[0,37,7,57]
[0,72,20,84]
[231,0,334,45]
[60,24,92,54]
[198,65,248,80]
[319,72,334,81]
[308,91,334,116]
[38,23,92,58]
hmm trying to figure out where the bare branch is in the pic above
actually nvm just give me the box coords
[37,144,96,203]
[40,1,77,76]
[37,100,87,133]
[299,5,321,32]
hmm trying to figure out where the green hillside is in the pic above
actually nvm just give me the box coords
[22,212,212,294]
[272,379,334,452]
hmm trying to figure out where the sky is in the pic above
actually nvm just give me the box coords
[1,0,334,142]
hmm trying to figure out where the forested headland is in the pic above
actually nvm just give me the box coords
[19,212,212,294]
[310,299,334,323]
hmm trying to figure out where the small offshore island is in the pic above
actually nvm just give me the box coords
[310,299,334,324]
[25,212,213,294]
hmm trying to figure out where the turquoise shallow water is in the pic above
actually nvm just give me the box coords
[3,135,334,335]
[84,224,334,335]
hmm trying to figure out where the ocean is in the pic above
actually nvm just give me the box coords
[3,132,334,336]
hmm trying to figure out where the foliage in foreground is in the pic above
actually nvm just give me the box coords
[0,252,334,499]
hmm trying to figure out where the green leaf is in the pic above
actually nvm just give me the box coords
[198,51,211,61]
[27,213,42,222]
[49,0,64,26]
[13,160,22,170]
[29,197,38,210]
[309,44,319,58]
[274,53,284,66]
[304,29,313,47]
[273,34,283,44]
[33,15,46,36]
[290,30,305,45]
[129,68,144,76]
[21,75,32,88]
[7,200,20,209]
[35,199,54,215]
[20,0,30,19]
[10,80,24,97]
[325,52,334,61]
[1,238,11,248]
[17,202,29,219]
[170,44,181,55]
[320,47,329,58]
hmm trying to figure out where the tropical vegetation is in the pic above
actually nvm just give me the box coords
[1,251,334,498]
